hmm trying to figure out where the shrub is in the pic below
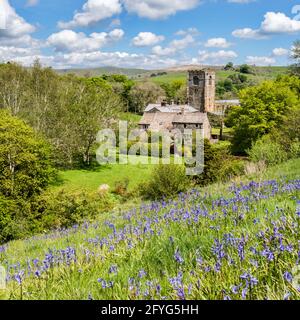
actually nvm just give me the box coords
[33,190,114,230]
[113,178,130,197]
[0,196,34,243]
[0,110,55,200]
[139,164,192,200]
[248,135,288,166]
[195,140,245,186]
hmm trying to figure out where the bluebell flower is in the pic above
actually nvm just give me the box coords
[174,248,184,264]
[283,271,293,283]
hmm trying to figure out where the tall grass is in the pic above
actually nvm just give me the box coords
[0,158,299,300]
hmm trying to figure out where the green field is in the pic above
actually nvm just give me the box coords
[53,162,153,193]
[1,158,299,300]
[149,66,289,85]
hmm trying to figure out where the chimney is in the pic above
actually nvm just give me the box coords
[161,100,167,107]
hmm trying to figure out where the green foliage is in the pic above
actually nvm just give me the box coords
[113,178,130,197]
[226,77,300,154]
[289,40,300,76]
[248,135,288,166]
[0,196,29,242]
[33,190,114,230]
[1,159,299,300]
[195,140,244,186]
[224,62,234,70]
[159,80,186,104]
[239,64,254,74]
[139,164,192,200]
[129,82,164,113]
[216,73,250,98]
[0,110,55,199]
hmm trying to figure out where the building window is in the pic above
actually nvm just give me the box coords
[209,75,212,85]
[193,76,199,86]
[184,124,187,128]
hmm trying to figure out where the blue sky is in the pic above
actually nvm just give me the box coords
[0,0,300,69]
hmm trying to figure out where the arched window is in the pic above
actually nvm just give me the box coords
[209,75,213,85]
[193,76,199,86]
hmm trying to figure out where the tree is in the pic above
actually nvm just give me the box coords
[129,82,165,113]
[226,77,300,154]
[224,62,234,70]
[239,64,253,74]
[290,40,300,76]
[0,110,55,199]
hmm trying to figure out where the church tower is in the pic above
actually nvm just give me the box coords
[187,69,215,113]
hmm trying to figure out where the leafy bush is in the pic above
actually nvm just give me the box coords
[195,140,245,186]
[226,77,300,154]
[0,196,31,243]
[139,164,192,200]
[248,135,288,166]
[113,178,130,197]
[33,190,114,230]
[0,110,55,199]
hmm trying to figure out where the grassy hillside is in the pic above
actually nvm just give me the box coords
[149,66,289,85]
[53,162,153,193]
[54,66,289,83]
[1,158,299,300]
[56,66,150,78]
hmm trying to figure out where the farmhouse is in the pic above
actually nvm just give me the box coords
[139,69,240,140]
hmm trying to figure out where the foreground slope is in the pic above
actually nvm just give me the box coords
[0,158,299,300]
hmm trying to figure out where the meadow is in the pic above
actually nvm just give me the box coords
[149,66,289,85]
[0,158,299,300]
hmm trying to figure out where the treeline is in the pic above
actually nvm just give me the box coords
[0,61,126,168]
[226,74,300,155]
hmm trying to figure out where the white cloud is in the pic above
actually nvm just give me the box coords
[58,0,122,29]
[197,50,238,64]
[0,0,36,39]
[233,11,300,39]
[170,35,195,50]
[261,12,300,34]
[132,32,164,47]
[47,29,124,53]
[109,18,121,28]
[151,45,177,56]
[204,37,232,48]
[175,27,199,36]
[123,0,200,20]
[232,28,266,39]
[246,56,275,65]
[26,0,39,7]
[272,48,289,57]
[151,34,195,57]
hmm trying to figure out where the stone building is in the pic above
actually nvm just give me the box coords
[139,68,239,140]
[188,69,215,113]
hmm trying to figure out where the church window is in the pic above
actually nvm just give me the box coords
[193,76,199,86]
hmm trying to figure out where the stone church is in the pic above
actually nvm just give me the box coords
[138,69,239,140]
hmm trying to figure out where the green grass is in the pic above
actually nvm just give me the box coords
[1,158,299,300]
[148,67,289,85]
[53,162,153,193]
[119,112,141,124]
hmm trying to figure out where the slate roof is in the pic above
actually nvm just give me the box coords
[144,104,198,113]
[139,111,207,125]
[172,112,208,124]
[215,99,240,105]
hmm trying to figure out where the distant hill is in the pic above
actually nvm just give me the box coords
[55,66,151,78]
[148,66,289,84]
[55,65,289,83]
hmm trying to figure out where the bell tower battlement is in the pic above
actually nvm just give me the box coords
[187,69,215,113]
